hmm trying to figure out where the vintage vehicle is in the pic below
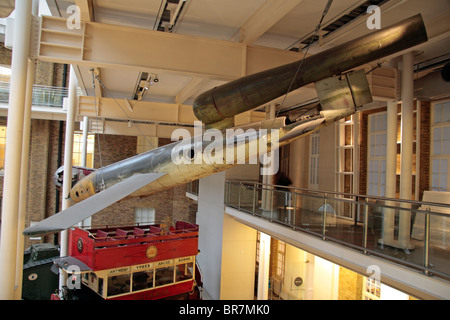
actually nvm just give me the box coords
[52,221,202,300]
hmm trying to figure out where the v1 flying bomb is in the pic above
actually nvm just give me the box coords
[23,14,428,237]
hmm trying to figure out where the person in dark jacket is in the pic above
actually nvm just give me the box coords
[274,172,292,211]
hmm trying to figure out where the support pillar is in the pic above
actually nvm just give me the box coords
[59,65,78,293]
[14,0,40,300]
[14,59,37,300]
[261,104,276,215]
[399,52,414,249]
[382,100,398,246]
[79,115,91,228]
[0,0,33,300]
[257,232,271,300]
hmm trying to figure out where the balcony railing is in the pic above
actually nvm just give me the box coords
[225,180,450,280]
[0,81,69,107]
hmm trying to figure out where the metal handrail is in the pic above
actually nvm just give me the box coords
[224,180,450,280]
[227,179,450,213]
[0,81,82,107]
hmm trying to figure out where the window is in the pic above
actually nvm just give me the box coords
[72,133,95,167]
[107,270,131,297]
[176,262,194,282]
[0,129,95,174]
[276,241,286,279]
[362,276,381,300]
[132,270,154,291]
[0,66,11,83]
[135,207,155,225]
[367,113,387,196]
[431,100,450,191]
[336,116,356,195]
[101,256,195,298]
[309,131,320,188]
[155,266,174,287]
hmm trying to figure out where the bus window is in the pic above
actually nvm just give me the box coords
[107,274,131,297]
[155,266,174,287]
[82,273,89,284]
[98,277,104,297]
[132,270,154,291]
[176,262,194,282]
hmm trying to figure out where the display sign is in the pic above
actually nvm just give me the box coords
[155,259,174,268]
[132,262,154,272]
[175,256,194,264]
[294,277,303,287]
[108,267,130,276]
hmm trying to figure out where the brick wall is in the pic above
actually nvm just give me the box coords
[0,43,12,66]
[338,267,363,300]
[90,133,198,228]
[418,101,430,200]
[0,116,197,248]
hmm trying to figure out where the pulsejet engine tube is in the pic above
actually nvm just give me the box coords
[193,14,428,128]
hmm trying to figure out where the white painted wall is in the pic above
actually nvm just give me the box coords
[196,171,226,300]
[281,244,308,300]
[312,256,340,300]
[196,164,260,300]
[220,214,257,299]
[288,124,336,192]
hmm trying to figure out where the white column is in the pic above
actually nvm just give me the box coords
[261,104,276,214]
[383,100,398,245]
[14,0,40,300]
[0,0,33,300]
[257,232,271,300]
[59,65,78,292]
[14,59,37,300]
[399,52,414,249]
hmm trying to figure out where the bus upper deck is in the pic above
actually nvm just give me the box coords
[53,221,201,300]
[69,221,199,271]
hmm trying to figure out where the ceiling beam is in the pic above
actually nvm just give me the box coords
[101,121,194,139]
[36,16,303,81]
[77,96,197,125]
[75,0,95,22]
[235,0,305,44]
[175,77,206,105]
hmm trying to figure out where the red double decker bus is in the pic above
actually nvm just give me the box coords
[53,221,201,300]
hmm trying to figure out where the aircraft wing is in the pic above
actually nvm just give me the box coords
[23,172,166,237]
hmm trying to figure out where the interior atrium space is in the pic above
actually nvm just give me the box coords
[0,0,449,305]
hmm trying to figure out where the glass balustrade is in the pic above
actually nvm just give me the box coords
[224,180,450,280]
[0,81,76,107]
